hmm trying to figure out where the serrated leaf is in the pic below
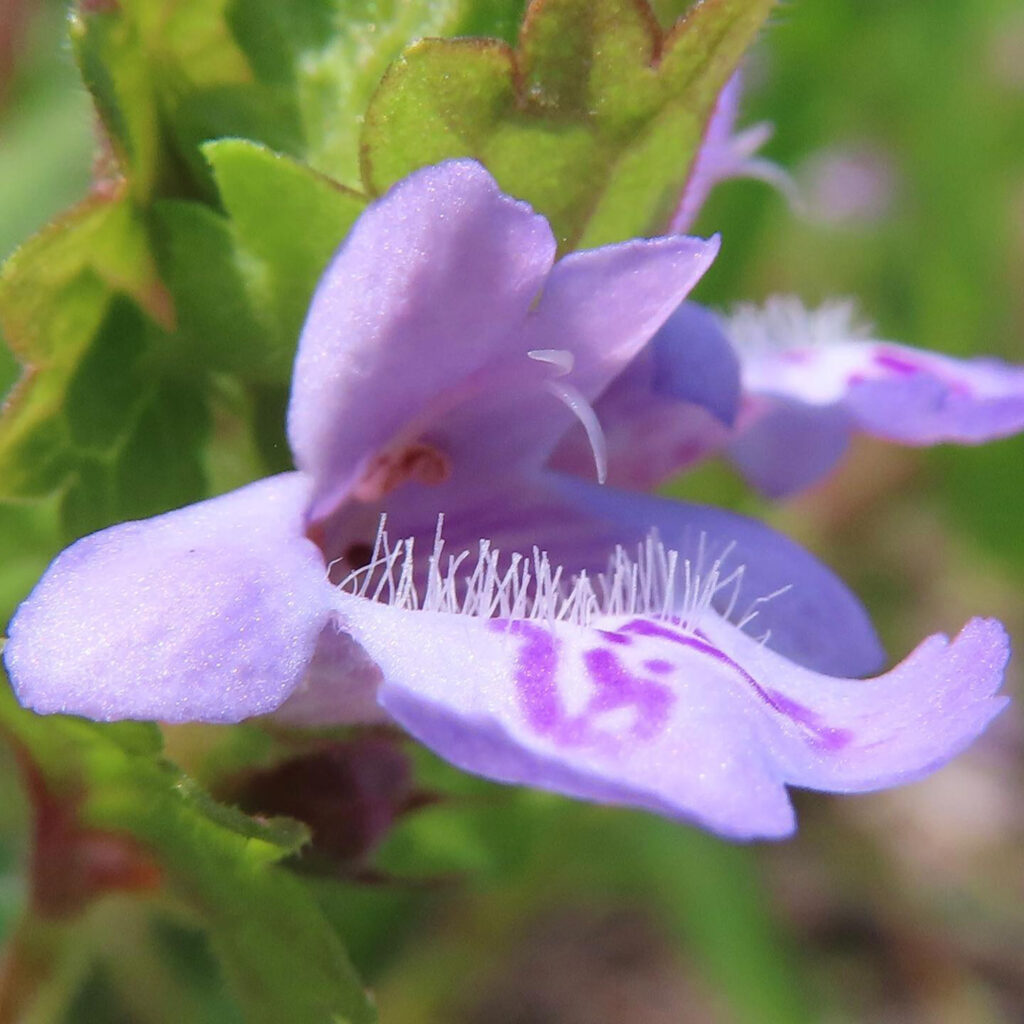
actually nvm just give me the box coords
[292,0,469,187]
[0,287,107,500]
[204,139,366,345]
[0,195,170,361]
[363,0,776,249]
[577,98,703,247]
[72,0,532,200]
[518,0,662,132]
[0,183,280,516]
[226,0,529,189]
[0,684,376,1024]
[659,0,774,108]
[359,38,520,186]
[71,0,295,201]
[70,7,163,200]
[0,201,215,525]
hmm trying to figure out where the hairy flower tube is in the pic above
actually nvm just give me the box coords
[3,160,1013,840]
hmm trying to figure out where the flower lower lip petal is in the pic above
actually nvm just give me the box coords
[334,577,1008,841]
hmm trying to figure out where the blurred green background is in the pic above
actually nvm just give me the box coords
[0,1,1022,1021]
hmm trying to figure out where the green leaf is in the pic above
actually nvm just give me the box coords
[113,377,210,520]
[0,193,223,535]
[149,199,286,382]
[645,0,705,28]
[71,0,296,201]
[0,684,376,1024]
[204,139,366,346]
[64,299,151,455]
[0,195,173,503]
[456,0,530,41]
[0,195,170,362]
[226,0,531,189]
[659,0,774,109]
[576,101,703,247]
[70,6,164,200]
[57,369,212,541]
[518,0,662,133]
[0,206,215,536]
[362,0,777,249]
[0,498,62,625]
[70,0,533,200]
[361,38,520,183]
[291,0,469,187]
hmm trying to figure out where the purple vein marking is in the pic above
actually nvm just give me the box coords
[874,351,920,375]
[491,620,674,750]
[582,649,674,741]
[644,659,674,675]
[619,619,852,751]
[495,620,562,736]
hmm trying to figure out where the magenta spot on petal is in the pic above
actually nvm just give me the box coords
[621,619,854,751]
[644,659,674,675]
[582,648,674,740]
[622,620,774,702]
[490,620,564,736]
[874,351,920,375]
[492,621,673,751]
[598,629,632,646]
[764,690,854,751]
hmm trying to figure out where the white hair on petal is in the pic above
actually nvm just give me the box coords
[339,515,790,633]
[722,295,874,354]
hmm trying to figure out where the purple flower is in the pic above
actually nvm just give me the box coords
[670,72,796,235]
[726,297,1024,496]
[3,161,1011,840]
[564,297,1024,499]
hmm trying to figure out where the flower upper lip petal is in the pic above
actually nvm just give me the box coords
[287,160,558,523]
[289,159,720,525]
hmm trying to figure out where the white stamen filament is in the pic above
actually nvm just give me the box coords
[340,517,791,635]
[527,348,608,485]
[545,380,608,485]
